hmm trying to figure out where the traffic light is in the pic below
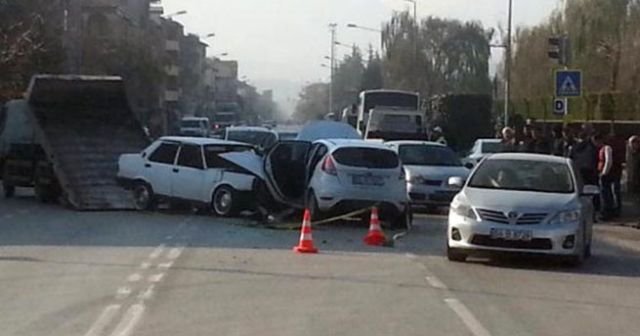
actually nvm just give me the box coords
[548,36,571,66]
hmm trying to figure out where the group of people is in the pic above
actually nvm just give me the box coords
[499,123,640,222]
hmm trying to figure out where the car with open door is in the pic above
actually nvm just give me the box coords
[117,136,257,216]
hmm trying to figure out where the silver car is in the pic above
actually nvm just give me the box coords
[387,141,471,209]
[447,153,597,265]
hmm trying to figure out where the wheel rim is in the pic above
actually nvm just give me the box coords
[134,186,150,210]
[214,189,232,215]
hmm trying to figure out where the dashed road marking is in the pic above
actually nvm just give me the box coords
[137,284,155,300]
[109,304,145,336]
[425,276,448,290]
[148,273,165,283]
[149,244,165,260]
[157,261,174,269]
[116,287,132,300]
[444,298,492,336]
[127,273,142,283]
[167,246,184,260]
[84,304,121,336]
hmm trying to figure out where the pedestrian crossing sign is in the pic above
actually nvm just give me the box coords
[555,70,582,97]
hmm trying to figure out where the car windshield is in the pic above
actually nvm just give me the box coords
[181,120,202,128]
[468,159,574,193]
[226,130,277,148]
[398,144,462,166]
[481,141,502,153]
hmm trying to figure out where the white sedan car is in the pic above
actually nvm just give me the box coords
[387,141,471,209]
[465,138,503,164]
[447,153,596,266]
[117,137,257,216]
[222,122,412,228]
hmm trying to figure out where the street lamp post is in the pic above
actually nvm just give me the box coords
[164,10,187,19]
[404,0,418,92]
[329,23,337,115]
[504,0,513,128]
[346,23,383,51]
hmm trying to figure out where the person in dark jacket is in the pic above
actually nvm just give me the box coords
[562,126,576,157]
[522,126,551,154]
[608,134,626,217]
[571,131,600,217]
[627,136,640,210]
[551,125,564,156]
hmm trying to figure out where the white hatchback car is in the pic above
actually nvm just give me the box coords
[117,137,257,216]
[447,153,597,265]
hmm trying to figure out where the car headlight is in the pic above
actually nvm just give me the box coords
[550,209,581,225]
[407,175,424,184]
[451,202,478,220]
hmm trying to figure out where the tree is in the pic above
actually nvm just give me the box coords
[294,82,329,122]
[382,12,493,98]
[361,46,384,91]
[0,0,65,100]
[332,46,365,112]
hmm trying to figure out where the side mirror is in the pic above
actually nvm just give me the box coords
[464,162,474,170]
[448,176,464,189]
[582,185,600,196]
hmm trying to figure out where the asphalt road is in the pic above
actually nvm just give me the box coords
[2,188,640,336]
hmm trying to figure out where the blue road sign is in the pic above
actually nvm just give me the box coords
[555,70,582,97]
[553,98,567,116]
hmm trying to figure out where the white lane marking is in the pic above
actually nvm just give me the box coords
[109,304,145,336]
[148,273,165,283]
[139,262,151,270]
[167,246,184,260]
[84,304,121,336]
[444,298,492,336]
[116,287,132,300]
[138,284,155,300]
[149,244,165,260]
[425,276,448,290]
[127,273,142,283]
[157,261,174,269]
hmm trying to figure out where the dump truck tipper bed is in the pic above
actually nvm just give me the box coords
[24,75,149,210]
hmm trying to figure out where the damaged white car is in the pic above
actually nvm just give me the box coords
[221,121,412,228]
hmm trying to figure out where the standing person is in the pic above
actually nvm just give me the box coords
[571,130,600,217]
[530,126,551,154]
[594,133,618,221]
[627,136,640,208]
[500,127,518,152]
[551,125,565,156]
[562,126,576,157]
[608,133,626,217]
[519,124,534,152]
[431,126,447,146]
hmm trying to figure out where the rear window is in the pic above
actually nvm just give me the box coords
[481,142,502,153]
[332,147,399,169]
[181,120,202,128]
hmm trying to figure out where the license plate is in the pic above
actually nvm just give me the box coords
[352,175,384,186]
[490,228,532,241]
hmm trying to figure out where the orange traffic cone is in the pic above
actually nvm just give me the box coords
[293,209,318,254]
[364,207,386,246]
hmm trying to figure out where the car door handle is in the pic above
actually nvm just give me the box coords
[144,163,151,168]
[173,168,179,173]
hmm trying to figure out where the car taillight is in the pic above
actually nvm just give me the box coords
[321,156,337,176]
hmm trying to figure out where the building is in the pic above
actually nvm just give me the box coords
[212,59,240,114]
[179,34,208,117]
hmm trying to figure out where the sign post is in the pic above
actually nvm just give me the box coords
[553,98,567,116]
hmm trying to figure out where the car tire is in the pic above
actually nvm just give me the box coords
[3,182,15,198]
[307,190,324,221]
[391,207,412,230]
[212,185,238,217]
[132,182,156,211]
[447,245,467,262]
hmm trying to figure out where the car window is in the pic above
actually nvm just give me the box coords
[398,144,462,166]
[177,144,204,169]
[308,144,328,172]
[226,130,277,148]
[204,144,253,168]
[468,159,574,193]
[181,120,201,128]
[0,104,7,135]
[148,142,179,164]
[332,147,399,169]
[480,141,501,153]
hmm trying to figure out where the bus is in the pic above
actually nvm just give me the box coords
[355,90,421,134]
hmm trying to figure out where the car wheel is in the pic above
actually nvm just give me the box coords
[447,245,467,262]
[3,182,15,198]
[391,207,412,230]
[212,185,238,217]
[132,182,155,211]
[307,190,324,221]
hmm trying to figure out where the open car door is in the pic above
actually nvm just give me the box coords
[264,140,312,209]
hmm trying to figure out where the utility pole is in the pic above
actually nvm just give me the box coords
[329,23,337,115]
[504,0,513,127]
[405,0,418,92]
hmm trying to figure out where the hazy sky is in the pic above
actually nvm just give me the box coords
[162,0,562,111]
